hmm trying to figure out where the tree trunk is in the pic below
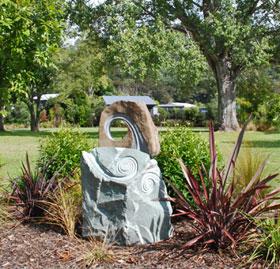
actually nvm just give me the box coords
[213,58,240,131]
[30,105,39,132]
[0,112,4,132]
[0,104,5,131]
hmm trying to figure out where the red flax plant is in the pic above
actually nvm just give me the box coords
[170,121,280,250]
[10,154,59,219]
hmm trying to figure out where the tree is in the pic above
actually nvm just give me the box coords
[69,1,209,105]
[73,0,279,130]
[137,1,280,130]
[0,0,66,132]
[108,18,207,95]
[16,67,57,131]
[53,38,113,97]
[0,0,19,131]
[51,38,114,126]
[236,64,280,127]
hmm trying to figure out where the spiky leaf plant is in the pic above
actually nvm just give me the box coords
[249,217,280,267]
[170,121,280,250]
[10,154,59,218]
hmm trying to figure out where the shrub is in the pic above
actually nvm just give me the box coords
[10,154,59,218]
[38,128,92,180]
[156,127,213,201]
[156,107,204,127]
[5,101,30,126]
[184,107,203,126]
[255,93,280,130]
[169,121,280,250]
[49,104,64,128]
[43,181,82,238]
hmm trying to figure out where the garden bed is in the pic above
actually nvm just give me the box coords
[0,220,243,269]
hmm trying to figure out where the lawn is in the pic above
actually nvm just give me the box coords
[1,127,280,183]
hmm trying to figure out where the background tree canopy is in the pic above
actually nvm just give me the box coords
[69,0,280,130]
[0,0,66,131]
[1,0,280,130]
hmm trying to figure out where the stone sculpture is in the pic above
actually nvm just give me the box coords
[99,101,160,157]
[81,101,173,245]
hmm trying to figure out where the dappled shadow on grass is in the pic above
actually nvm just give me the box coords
[221,140,280,148]
[159,127,208,134]
[0,126,208,140]
[250,140,280,148]
[0,130,51,137]
[0,129,128,141]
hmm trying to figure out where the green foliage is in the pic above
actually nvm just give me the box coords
[155,107,205,127]
[0,0,66,131]
[51,38,114,127]
[156,127,211,200]
[84,0,280,129]
[255,93,280,130]
[5,101,30,125]
[69,1,209,102]
[45,93,105,127]
[250,218,280,267]
[38,128,92,179]
[63,95,93,127]
[53,38,114,98]
[108,16,207,86]
[236,67,275,124]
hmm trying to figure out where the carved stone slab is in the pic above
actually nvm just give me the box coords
[99,101,160,157]
[81,147,173,245]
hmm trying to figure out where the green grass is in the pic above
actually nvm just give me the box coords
[0,127,127,181]
[1,127,280,184]
[214,131,280,175]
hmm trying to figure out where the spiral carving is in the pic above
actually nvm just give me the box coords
[115,157,138,178]
[141,173,158,194]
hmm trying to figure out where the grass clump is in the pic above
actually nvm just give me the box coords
[43,180,82,238]
[248,217,280,267]
[75,238,114,268]
[235,145,268,195]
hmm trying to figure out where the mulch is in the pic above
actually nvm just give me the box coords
[0,220,254,269]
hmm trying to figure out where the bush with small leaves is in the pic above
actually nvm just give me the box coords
[37,128,93,180]
[156,127,214,201]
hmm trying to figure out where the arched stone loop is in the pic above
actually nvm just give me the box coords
[99,101,160,157]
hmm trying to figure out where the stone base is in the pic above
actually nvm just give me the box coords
[81,147,173,245]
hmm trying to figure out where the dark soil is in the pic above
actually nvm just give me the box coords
[0,220,251,269]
